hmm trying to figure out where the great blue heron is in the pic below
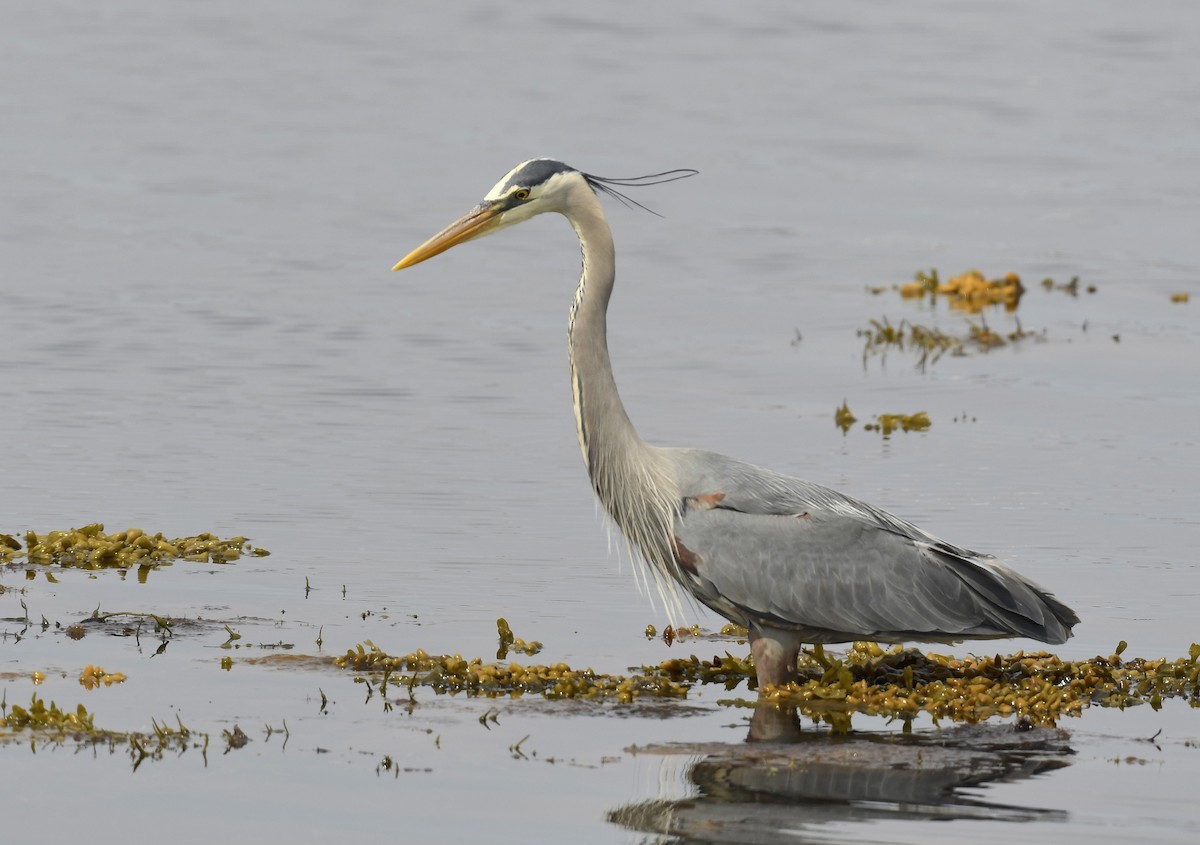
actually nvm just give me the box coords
[393,158,1079,688]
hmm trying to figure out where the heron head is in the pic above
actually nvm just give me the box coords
[392,158,698,271]
[391,158,582,271]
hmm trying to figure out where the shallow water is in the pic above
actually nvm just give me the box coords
[2,1,1199,842]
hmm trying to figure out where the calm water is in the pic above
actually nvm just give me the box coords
[3,1,1199,842]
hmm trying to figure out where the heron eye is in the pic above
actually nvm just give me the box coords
[513,189,530,201]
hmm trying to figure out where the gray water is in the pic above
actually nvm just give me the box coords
[2,1,1198,842]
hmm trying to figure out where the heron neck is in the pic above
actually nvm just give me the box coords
[565,191,647,481]
[562,185,685,618]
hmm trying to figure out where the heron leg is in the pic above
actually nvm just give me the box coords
[749,624,802,688]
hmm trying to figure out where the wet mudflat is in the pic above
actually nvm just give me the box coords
[3,2,1199,843]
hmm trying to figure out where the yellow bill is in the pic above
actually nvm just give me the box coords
[392,202,504,271]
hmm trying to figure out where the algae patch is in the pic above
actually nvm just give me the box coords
[78,664,127,690]
[895,268,1027,314]
[857,315,1042,369]
[833,402,930,438]
[883,269,1093,314]
[495,617,542,659]
[0,691,290,769]
[0,693,198,767]
[834,400,857,434]
[749,641,1200,729]
[337,641,691,703]
[1,693,95,735]
[0,524,269,570]
[863,411,931,437]
[336,634,1200,729]
[857,267,1080,368]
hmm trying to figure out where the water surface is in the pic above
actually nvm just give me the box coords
[2,2,1198,842]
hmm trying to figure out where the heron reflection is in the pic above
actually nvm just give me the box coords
[610,712,1071,843]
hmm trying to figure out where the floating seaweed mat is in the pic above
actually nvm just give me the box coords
[336,641,691,703]
[752,642,1200,727]
[895,268,1027,314]
[0,523,269,569]
[0,694,211,770]
[337,639,1200,726]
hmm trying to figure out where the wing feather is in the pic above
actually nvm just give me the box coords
[666,448,1077,643]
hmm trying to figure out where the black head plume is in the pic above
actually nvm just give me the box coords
[583,169,698,216]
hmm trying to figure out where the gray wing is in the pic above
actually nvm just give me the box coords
[667,449,1077,644]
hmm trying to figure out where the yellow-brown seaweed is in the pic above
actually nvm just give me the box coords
[0,524,269,569]
[335,637,1200,727]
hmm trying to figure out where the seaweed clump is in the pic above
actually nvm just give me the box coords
[0,693,207,770]
[1,694,95,735]
[863,412,931,436]
[336,635,1200,728]
[858,316,1040,370]
[857,317,962,369]
[751,641,1200,728]
[336,642,690,703]
[0,524,269,570]
[79,664,127,690]
[495,618,542,659]
[897,268,1026,314]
